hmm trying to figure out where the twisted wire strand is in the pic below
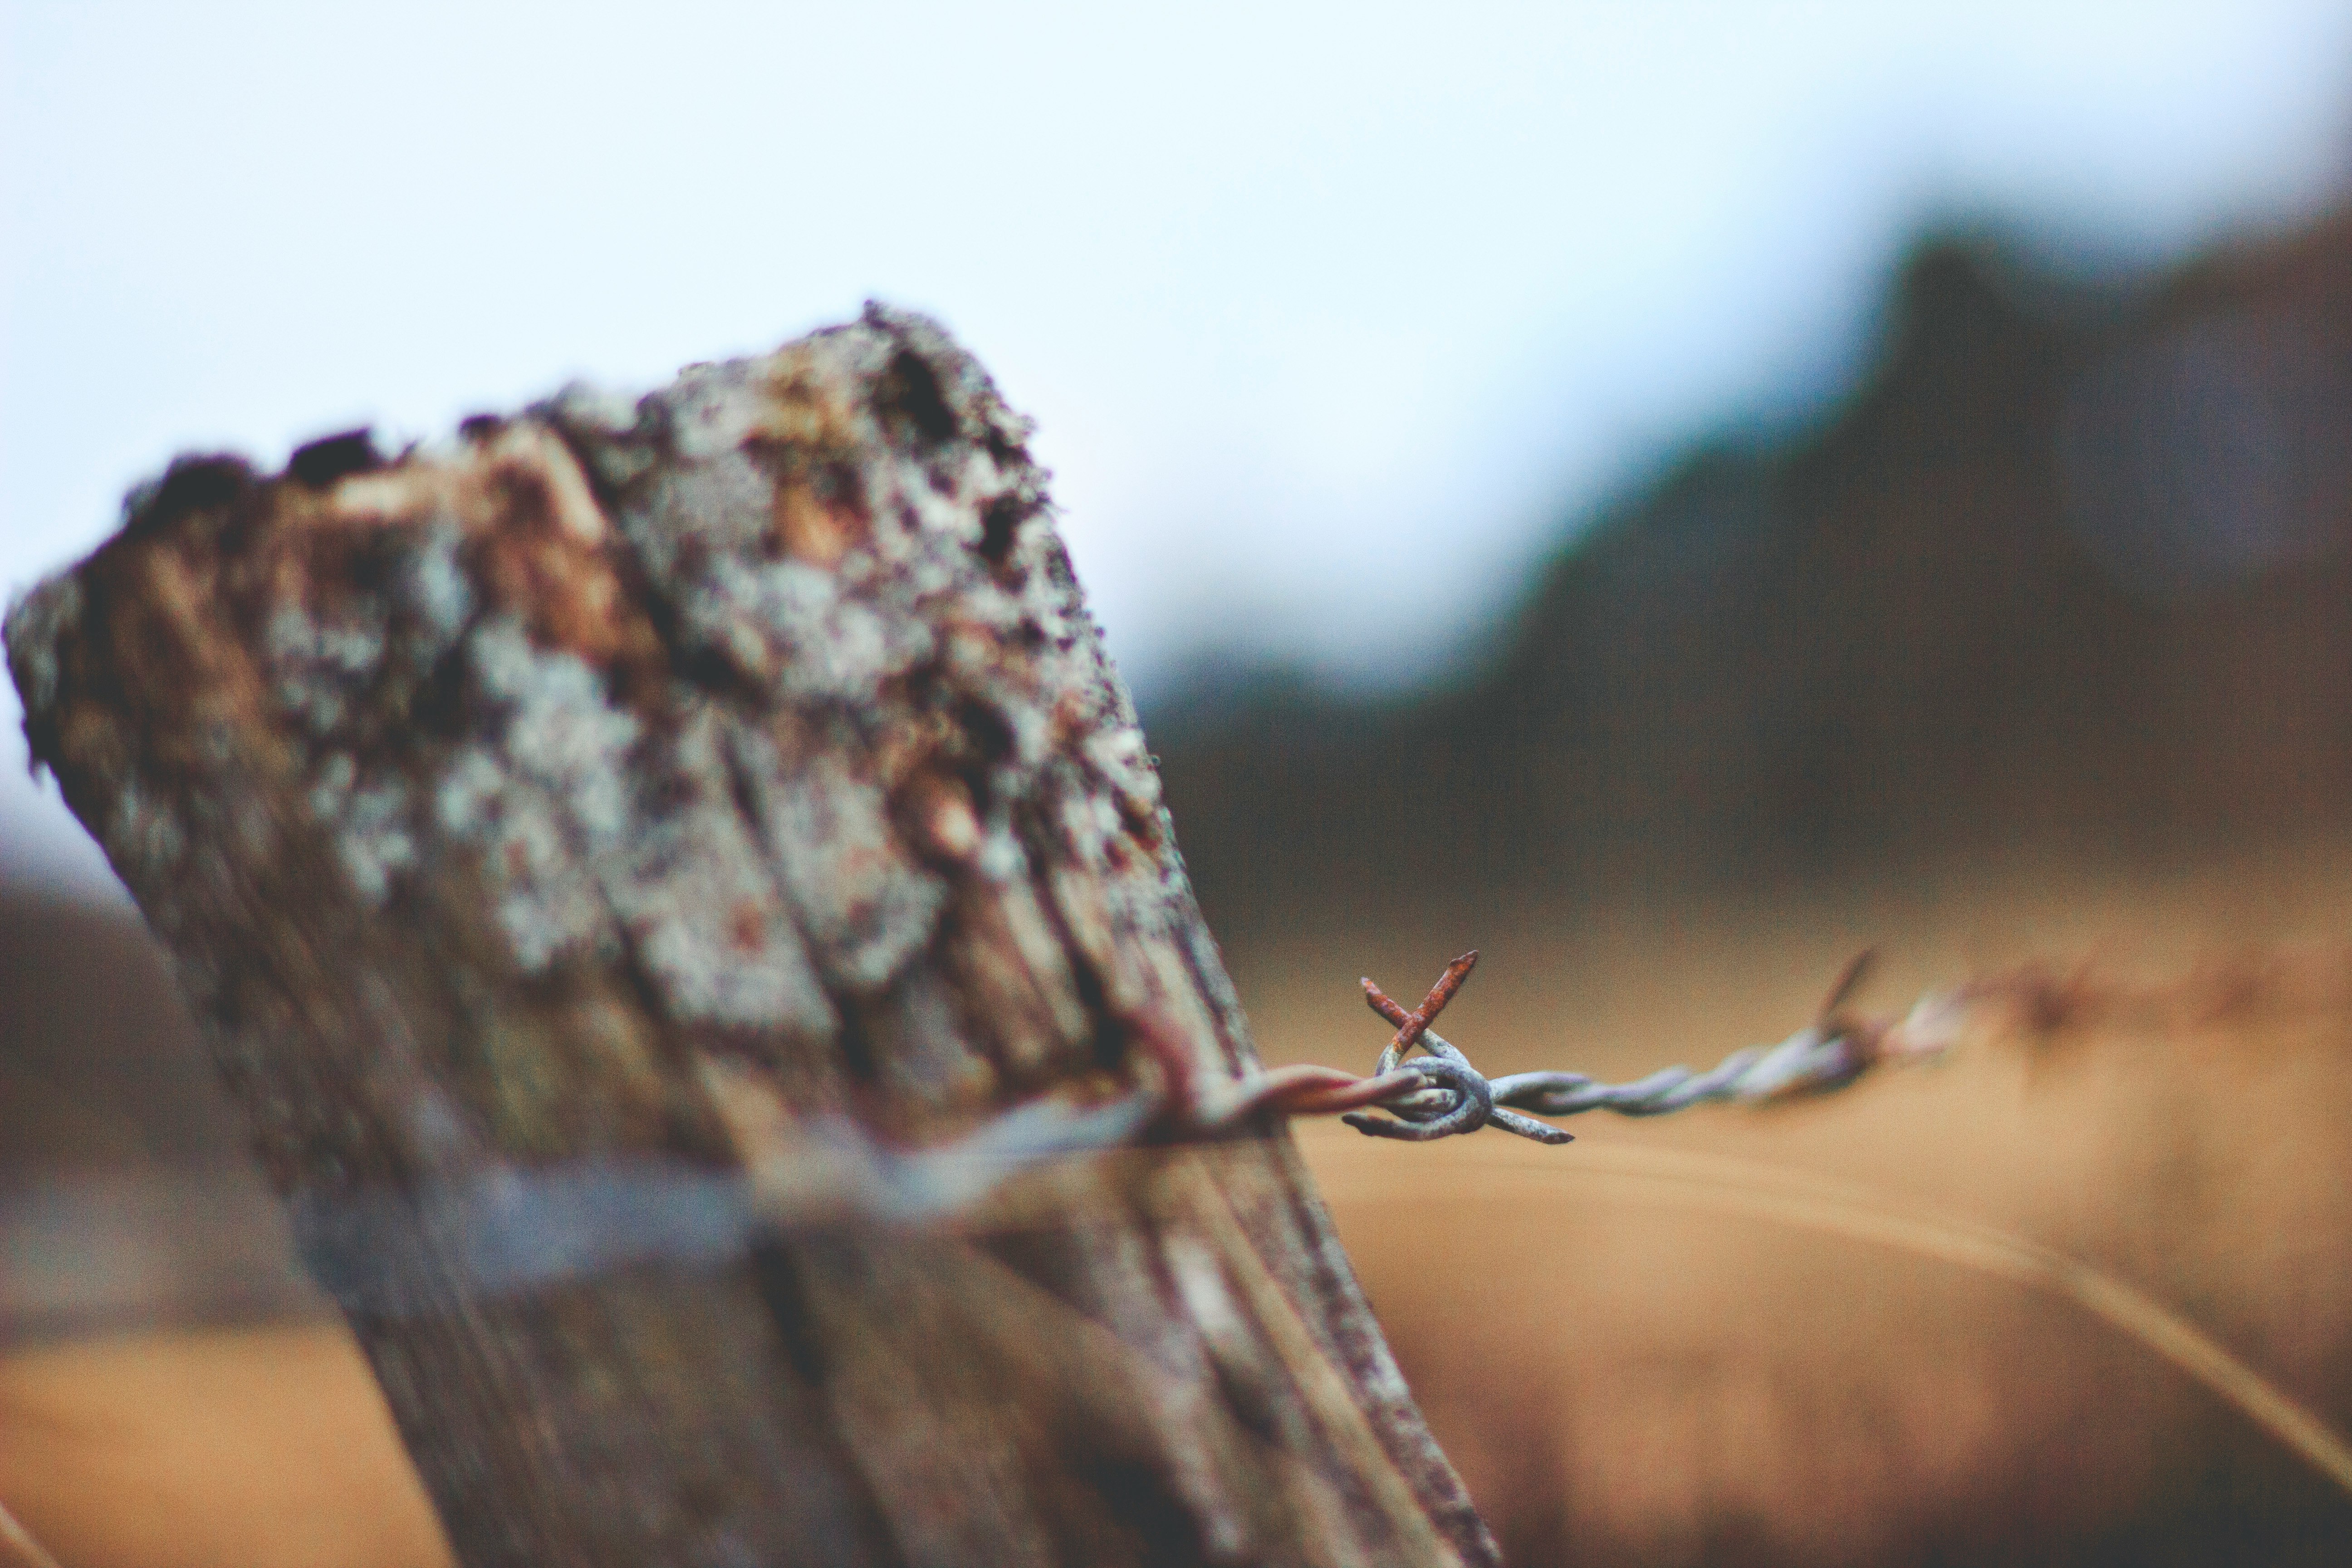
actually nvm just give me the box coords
[271,971,1966,1312]
[1339,1025,1856,1143]
[5,952,1972,1322]
[1332,949,1964,1143]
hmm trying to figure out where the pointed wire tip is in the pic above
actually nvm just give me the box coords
[1362,978,1414,1027]
[1818,947,1877,1021]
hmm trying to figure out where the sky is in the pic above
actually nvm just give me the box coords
[5,0,2352,896]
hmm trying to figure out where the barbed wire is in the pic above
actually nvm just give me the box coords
[5,950,1977,1321]
[1325,949,1968,1144]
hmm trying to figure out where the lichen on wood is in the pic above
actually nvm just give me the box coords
[7,304,1496,1567]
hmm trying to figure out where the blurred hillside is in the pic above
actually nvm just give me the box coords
[1152,212,2352,943]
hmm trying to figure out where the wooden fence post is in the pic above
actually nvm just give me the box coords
[5,306,1496,1568]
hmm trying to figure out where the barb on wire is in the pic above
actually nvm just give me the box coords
[1335,948,1964,1144]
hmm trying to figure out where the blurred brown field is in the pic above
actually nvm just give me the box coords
[1269,846,2352,1567]
[12,844,2352,1567]
[0,1325,443,1568]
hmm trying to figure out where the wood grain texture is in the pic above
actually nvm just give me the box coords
[6,306,1494,1568]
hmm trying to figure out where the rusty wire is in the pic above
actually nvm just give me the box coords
[10,950,1972,1319]
[285,948,1970,1309]
[1156,947,1965,1147]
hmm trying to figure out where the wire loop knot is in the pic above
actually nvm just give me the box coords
[1343,1038,1495,1141]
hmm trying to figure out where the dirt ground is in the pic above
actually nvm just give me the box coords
[10,843,2352,1566]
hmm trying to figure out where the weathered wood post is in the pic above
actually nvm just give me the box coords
[6,306,1496,1567]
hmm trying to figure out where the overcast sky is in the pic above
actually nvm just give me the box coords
[6,0,2352,896]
